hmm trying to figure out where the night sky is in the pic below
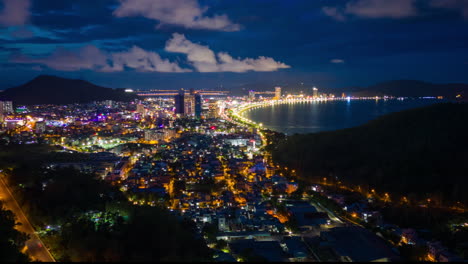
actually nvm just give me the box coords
[1,0,468,91]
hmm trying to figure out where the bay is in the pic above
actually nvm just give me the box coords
[242,99,443,135]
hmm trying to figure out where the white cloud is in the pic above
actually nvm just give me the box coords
[113,0,240,32]
[431,0,468,18]
[165,33,290,73]
[102,46,191,73]
[11,45,191,73]
[331,59,345,64]
[0,0,31,26]
[11,34,290,73]
[323,0,418,20]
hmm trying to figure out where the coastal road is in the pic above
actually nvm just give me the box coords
[312,201,344,224]
[0,174,55,262]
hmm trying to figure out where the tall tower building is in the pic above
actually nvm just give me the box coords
[136,103,145,115]
[194,93,202,118]
[274,87,282,100]
[313,87,318,98]
[249,90,255,101]
[207,99,219,119]
[174,88,185,115]
[184,94,194,116]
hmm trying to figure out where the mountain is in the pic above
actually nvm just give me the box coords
[271,102,468,204]
[0,75,138,105]
[336,80,468,99]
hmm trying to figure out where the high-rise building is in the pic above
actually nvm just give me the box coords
[174,88,185,115]
[207,99,219,119]
[175,88,200,116]
[218,217,228,231]
[144,129,163,141]
[274,87,282,100]
[194,93,202,118]
[104,100,114,108]
[184,94,194,116]
[144,129,176,142]
[0,101,13,114]
[249,90,255,101]
[136,103,145,115]
[313,87,318,98]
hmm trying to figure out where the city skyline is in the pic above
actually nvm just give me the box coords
[1,1,468,262]
[1,0,468,91]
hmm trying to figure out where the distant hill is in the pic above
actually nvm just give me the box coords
[337,80,468,99]
[271,103,468,204]
[0,75,138,105]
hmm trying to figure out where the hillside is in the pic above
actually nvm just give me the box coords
[0,75,137,105]
[271,103,468,204]
[336,80,468,99]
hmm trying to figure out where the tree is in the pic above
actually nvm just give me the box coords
[0,202,30,262]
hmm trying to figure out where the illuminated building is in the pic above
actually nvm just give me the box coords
[0,101,13,114]
[144,129,163,141]
[274,87,282,100]
[312,87,318,98]
[35,121,47,134]
[136,103,145,115]
[104,100,114,108]
[207,99,219,118]
[218,217,228,231]
[249,90,255,101]
[184,90,195,116]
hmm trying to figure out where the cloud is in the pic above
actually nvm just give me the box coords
[165,33,290,73]
[11,45,191,73]
[331,59,345,64]
[0,0,31,26]
[345,0,418,18]
[113,0,240,32]
[322,7,346,21]
[12,45,109,71]
[10,26,34,38]
[10,34,290,73]
[323,0,418,20]
[103,46,191,73]
[430,0,468,18]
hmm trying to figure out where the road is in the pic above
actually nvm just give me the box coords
[0,174,55,262]
[312,201,344,224]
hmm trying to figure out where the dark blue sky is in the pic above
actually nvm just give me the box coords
[1,0,467,92]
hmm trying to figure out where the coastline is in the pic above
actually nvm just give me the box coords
[230,97,444,135]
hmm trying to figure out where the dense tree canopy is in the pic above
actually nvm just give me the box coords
[0,202,30,262]
[272,103,468,205]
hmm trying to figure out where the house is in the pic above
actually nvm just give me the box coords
[228,239,288,262]
[282,236,311,261]
[286,201,329,229]
[320,226,400,262]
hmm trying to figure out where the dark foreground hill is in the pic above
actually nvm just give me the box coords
[271,103,468,204]
[0,75,137,105]
[337,80,468,99]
